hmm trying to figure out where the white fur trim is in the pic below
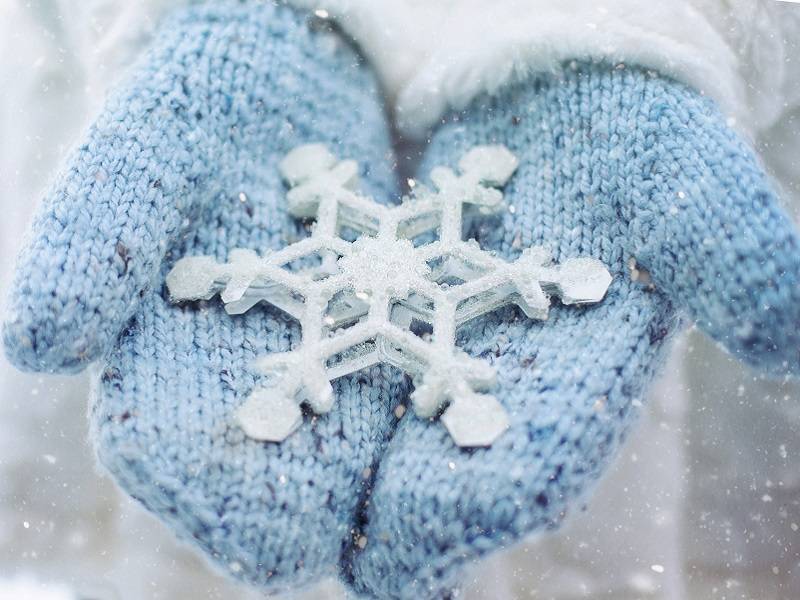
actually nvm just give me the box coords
[288,0,800,139]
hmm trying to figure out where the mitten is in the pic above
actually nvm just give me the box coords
[2,1,401,593]
[348,62,800,598]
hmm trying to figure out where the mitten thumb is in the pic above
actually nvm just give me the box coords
[3,3,271,372]
[631,86,800,375]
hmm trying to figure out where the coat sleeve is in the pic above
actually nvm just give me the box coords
[287,0,800,141]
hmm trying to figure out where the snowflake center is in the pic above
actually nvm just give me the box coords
[166,144,613,448]
[338,236,429,299]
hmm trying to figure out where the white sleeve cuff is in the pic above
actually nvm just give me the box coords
[289,0,800,139]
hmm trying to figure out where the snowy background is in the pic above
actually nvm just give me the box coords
[1,2,799,599]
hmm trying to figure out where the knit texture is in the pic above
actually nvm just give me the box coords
[2,1,404,593]
[348,62,800,598]
[4,4,800,597]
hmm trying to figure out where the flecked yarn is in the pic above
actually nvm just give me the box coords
[3,2,800,598]
[348,62,800,598]
[3,1,404,594]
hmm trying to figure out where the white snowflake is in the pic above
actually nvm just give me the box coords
[166,144,612,447]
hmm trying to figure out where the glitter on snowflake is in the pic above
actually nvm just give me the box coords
[166,144,612,447]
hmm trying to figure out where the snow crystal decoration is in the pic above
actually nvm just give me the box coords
[166,144,612,447]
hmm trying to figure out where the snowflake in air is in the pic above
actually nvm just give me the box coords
[166,144,612,447]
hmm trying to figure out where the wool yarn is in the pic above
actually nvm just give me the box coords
[348,62,800,598]
[3,1,403,593]
[4,1,800,597]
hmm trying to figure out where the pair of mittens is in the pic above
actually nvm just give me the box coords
[4,2,800,598]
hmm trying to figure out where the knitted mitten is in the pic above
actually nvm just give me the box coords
[2,1,401,592]
[348,62,800,598]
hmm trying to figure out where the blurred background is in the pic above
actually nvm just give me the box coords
[1,2,799,598]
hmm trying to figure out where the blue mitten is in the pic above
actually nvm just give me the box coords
[348,63,800,598]
[2,1,401,592]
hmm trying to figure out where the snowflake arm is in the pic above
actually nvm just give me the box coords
[166,144,612,447]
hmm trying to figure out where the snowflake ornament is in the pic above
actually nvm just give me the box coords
[166,144,612,447]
